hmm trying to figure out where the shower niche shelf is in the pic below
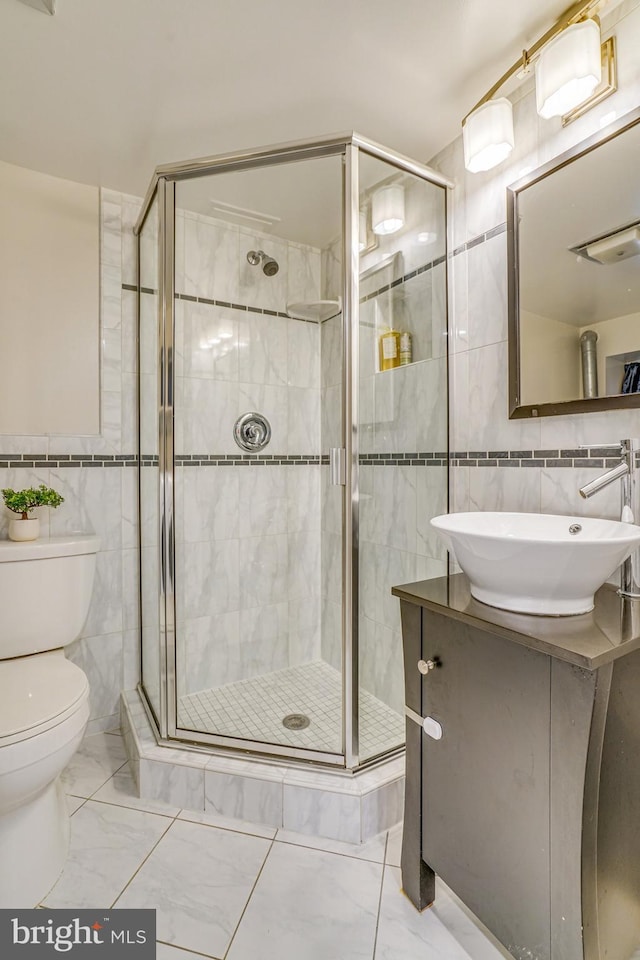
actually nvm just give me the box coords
[286,300,340,323]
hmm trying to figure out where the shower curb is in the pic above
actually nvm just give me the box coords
[120,689,404,845]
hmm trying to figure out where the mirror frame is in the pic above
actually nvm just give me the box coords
[507,104,640,419]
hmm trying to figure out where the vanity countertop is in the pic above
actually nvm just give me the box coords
[392,573,640,670]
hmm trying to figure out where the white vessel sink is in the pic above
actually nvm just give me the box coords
[430,512,640,616]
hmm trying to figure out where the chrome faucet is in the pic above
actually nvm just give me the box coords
[578,438,640,599]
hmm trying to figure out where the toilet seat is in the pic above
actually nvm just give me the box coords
[0,652,89,747]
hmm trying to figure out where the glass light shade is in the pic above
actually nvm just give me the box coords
[359,210,367,251]
[463,98,514,173]
[536,19,601,119]
[372,184,405,235]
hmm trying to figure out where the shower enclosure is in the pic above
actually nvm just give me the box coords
[135,133,449,771]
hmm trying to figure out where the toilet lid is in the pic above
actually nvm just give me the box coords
[0,653,89,743]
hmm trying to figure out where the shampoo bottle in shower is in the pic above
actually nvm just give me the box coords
[399,331,412,365]
[378,328,401,371]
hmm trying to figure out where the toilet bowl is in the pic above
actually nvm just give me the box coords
[0,535,99,908]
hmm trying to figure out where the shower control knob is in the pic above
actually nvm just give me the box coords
[418,659,436,675]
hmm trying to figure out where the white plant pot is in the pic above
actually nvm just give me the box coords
[8,517,40,542]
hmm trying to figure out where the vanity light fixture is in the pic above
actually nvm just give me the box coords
[372,184,405,235]
[462,98,515,173]
[462,0,617,173]
[536,19,601,118]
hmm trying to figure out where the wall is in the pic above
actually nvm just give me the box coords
[581,311,640,395]
[0,185,140,735]
[319,170,449,725]
[170,209,324,699]
[520,308,640,406]
[0,160,100,436]
[520,310,581,405]
[431,0,640,526]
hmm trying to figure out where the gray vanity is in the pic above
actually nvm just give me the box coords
[393,574,640,960]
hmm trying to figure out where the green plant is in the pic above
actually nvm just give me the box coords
[1,485,64,520]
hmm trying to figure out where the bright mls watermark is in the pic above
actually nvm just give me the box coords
[0,910,156,958]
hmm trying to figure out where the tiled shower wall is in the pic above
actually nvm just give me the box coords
[1,188,328,729]
[433,0,640,523]
[319,167,449,719]
[170,210,325,697]
[358,260,448,715]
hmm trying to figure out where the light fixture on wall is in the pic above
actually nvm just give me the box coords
[536,19,601,118]
[463,98,515,173]
[462,0,617,174]
[372,184,405,235]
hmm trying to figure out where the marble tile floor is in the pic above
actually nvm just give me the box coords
[49,730,511,960]
[179,659,405,760]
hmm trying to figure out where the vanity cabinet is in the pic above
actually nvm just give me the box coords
[393,575,640,960]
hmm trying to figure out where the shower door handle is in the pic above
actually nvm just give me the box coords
[330,448,346,485]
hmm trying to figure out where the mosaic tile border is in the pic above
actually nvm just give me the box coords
[1,447,624,470]
[123,245,450,321]
[123,283,327,323]
[450,448,627,469]
[175,453,325,467]
[0,453,137,469]
[360,254,447,304]
[360,452,447,466]
[452,221,506,258]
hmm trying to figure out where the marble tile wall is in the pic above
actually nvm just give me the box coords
[319,181,449,721]
[2,184,328,726]
[360,190,448,718]
[431,0,640,524]
[122,690,405,843]
[173,210,324,696]
[0,188,141,734]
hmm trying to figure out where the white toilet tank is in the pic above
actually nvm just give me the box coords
[0,535,101,660]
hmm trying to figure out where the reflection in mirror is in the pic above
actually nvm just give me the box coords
[508,107,640,417]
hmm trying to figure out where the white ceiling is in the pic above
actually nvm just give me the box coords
[0,0,578,214]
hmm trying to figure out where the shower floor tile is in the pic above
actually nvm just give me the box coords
[178,660,404,759]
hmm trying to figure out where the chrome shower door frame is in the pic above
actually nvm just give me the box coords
[135,132,452,771]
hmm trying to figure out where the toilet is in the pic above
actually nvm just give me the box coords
[0,535,100,908]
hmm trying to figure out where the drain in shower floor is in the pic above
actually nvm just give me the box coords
[282,713,311,730]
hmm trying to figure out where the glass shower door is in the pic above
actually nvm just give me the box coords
[357,152,449,762]
[170,153,346,760]
[138,193,162,723]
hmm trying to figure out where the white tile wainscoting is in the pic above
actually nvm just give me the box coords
[120,689,405,845]
[53,729,510,960]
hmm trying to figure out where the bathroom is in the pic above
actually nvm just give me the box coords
[0,1,639,958]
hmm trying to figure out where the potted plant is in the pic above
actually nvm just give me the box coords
[1,484,64,542]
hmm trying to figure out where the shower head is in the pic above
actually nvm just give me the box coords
[246,249,279,276]
[262,256,279,277]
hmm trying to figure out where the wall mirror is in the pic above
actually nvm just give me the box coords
[508,106,640,418]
